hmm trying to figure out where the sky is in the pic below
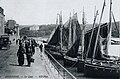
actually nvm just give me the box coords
[0,0,120,25]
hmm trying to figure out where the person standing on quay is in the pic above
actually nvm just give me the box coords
[25,41,33,67]
[31,39,36,55]
[17,42,25,66]
[39,43,43,53]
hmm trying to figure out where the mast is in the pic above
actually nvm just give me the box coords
[60,11,63,50]
[106,0,112,54]
[85,10,99,61]
[68,12,72,49]
[73,13,76,44]
[92,0,106,61]
[94,6,96,18]
[56,14,58,25]
[81,7,85,60]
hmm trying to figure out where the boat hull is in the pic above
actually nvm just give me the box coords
[63,57,78,67]
[50,52,63,59]
[84,62,119,78]
[45,45,64,60]
[45,50,64,60]
[77,59,84,72]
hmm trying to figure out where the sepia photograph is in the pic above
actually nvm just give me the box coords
[0,0,120,79]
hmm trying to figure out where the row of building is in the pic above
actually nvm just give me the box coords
[0,7,5,35]
[0,7,20,42]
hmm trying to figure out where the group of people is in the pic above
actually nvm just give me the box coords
[17,36,37,67]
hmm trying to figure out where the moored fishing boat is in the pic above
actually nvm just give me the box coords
[84,59,119,78]
[63,13,81,67]
[84,0,120,78]
[45,12,81,60]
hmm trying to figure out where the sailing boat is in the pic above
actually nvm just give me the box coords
[84,0,119,78]
[45,12,81,60]
[77,8,87,72]
[45,12,65,59]
[63,13,81,67]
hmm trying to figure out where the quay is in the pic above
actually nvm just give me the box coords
[0,42,77,79]
[0,43,56,79]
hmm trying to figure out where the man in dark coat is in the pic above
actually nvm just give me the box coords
[39,43,43,52]
[31,40,36,55]
[17,43,25,66]
[25,41,32,67]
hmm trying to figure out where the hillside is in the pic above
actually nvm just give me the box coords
[20,24,56,37]
[20,22,120,38]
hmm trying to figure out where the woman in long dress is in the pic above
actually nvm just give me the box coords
[17,42,25,66]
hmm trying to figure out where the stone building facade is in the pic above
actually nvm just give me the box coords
[0,7,5,35]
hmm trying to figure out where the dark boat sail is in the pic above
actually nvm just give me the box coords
[45,25,63,59]
[62,13,81,51]
[63,13,82,67]
[45,13,65,59]
[77,22,108,72]
[84,0,120,78]
[45,13,81,59]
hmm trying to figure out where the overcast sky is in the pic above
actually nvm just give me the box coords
[0,0,120,25]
